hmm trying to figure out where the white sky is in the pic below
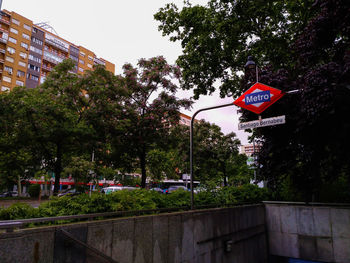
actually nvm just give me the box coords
[2,0,249,144]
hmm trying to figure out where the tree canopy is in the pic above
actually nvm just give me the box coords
[155,0,350,201]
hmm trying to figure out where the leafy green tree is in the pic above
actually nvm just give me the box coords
[62,156,95,186]
[147,149,180,181]
[118,56,192,188]
[156,0,350,200]
[154,0,316,98]
[0,88,41,194]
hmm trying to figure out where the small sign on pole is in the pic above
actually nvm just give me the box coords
[238,115,286,130]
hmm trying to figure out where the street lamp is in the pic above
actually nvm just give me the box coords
[244,56,259,83]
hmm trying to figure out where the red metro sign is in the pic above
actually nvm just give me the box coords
[233,82,284,114]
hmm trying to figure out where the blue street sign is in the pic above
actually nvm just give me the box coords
[245,90,271,105]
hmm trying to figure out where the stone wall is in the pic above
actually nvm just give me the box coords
[0,204,267,263]
[265,202,350,263]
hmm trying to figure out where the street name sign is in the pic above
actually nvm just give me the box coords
[233,83,284,114]
[238,115,286,130]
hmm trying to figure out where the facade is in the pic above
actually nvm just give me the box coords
[240,143,262,157]
[0,10,115,92]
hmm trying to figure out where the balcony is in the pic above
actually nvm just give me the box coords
[0,58,4,64]
[0,27,8,34]
[0,17,10,26]
[42,64,52,71]
[0,48,5,54]
[93,57,106,66]
[0,38,7,44]
[45,38,69,53]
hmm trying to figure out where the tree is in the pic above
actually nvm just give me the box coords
[156,0,350,200]
[154,0,316,98]
[13,60,92,193]
[118,56,192,188]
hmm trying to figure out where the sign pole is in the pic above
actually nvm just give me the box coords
[190,102,234,210]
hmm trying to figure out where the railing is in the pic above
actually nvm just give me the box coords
[45,38,69,53]
[0,202,257,233]
[0,17,10,25]
[41,65,52,71]
[43,55,59,65]
[0,27,8,34]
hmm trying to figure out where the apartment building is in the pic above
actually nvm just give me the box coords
[0,10,115,92]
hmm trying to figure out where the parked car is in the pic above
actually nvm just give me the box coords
[165,185,189,194]
[101,186,123,194]
[150,187,163,193]
[57,188,83,197]
[0,191,13,197]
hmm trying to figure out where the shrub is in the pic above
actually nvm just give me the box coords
[0,203,38,220]
[28,184,41,198]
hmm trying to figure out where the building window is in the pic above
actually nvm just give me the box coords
[22,33,30,40]
[78,67,84,73]
[80,51,85,57]
[23,24,31,31]
[10,28,18,34]
[69,54,78,62]
[8,37,17,44]
[18,61,26,67]
[28,64,40,72]
[28,54,41,63]
[1,86,10,92]
[4,66,13,74]
[27,73,39,81]
[31,37,43,45]
[21,42,29,50]
[87,63,93,69]
[3,76,11,83]
[16,80,24,87]
[5,56,14,63]
[11,18,20,25]
[79,59,84,65]
[88,55,93,61]
[29,46,43,55]
[20,52,27,59]
[7,46,15,54]
[17,70,25,77]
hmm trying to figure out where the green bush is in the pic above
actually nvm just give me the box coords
[28,184,41,198]
[0,203,38,220]
[2,185,269,221]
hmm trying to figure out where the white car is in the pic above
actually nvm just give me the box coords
[101,186,123,194]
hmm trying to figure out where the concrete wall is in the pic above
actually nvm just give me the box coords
[265,202,350,263]
[0,204,267,263]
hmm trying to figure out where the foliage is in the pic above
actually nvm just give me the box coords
[62,156,95,185]
[117,56,193,187]
[156,0,350,201]
[0,185,268,220]
[0,203,38,220]
[28,184,41,198]
[155,0,316,98]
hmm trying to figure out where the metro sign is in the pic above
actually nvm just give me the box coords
[234,83,284,114]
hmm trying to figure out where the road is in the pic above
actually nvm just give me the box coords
[0,199,48,208]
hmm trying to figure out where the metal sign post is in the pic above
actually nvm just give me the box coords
[190,102,234,210]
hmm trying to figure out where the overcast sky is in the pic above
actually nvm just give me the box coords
[2,0,249,144]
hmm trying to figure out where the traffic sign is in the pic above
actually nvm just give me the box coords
[234,83,284,114]
[238,115,286,130]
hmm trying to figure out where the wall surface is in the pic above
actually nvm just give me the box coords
[0,204,267,263]
[265,202,350,263]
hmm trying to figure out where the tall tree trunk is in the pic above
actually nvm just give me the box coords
[53,143,62,194]
[140,149,147,188]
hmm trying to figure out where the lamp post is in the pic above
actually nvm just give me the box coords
[245,56,258,83]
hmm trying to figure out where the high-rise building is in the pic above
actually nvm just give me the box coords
[0,10,115,92]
